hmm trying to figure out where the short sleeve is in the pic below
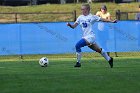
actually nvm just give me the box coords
[75,16,81,24]
[92,15,101,21]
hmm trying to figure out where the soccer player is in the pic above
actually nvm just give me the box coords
[67,3,116,68]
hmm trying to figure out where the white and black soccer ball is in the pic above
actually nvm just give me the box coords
[39,57,49,67]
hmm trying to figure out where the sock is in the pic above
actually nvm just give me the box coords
[100,49,111,61]
[76,52,82,63]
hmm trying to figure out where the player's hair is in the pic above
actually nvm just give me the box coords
[81,3,90,11]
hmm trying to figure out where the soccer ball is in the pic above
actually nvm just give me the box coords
[39,57,49,67]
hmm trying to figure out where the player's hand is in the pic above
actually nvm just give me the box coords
[67,22,71,26]
[66,22,77,29]
[112,19,117,23]
[67,22,74,29]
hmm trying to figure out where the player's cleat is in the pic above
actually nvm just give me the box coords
[108,57,113,68]
[74,62,81,67]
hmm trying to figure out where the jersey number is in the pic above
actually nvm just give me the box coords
[82,22,87,28]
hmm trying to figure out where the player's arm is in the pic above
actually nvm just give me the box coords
[101,18,117,23]
[93,15,117,23]
[67,22,78,29]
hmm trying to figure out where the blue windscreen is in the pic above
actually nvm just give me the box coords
[0,21,140,55]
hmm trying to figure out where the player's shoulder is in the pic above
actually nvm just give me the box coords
[92,14,100,18]
[77,15,84,19]
[88,13,93,17]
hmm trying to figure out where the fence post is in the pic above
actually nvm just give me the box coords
[15,13,18,23]
[116,10,121,20]
[73,10,76,21]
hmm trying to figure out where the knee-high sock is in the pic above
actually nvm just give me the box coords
[100,49,111,61]
[76,52,82,63]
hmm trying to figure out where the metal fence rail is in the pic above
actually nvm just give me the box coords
[0,10,76,23]
[116,10,140,20]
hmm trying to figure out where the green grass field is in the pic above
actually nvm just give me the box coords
[0,2,140,93]
[0,56,140,93]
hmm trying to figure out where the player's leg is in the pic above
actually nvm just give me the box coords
[88,43,113,68]
[75,38,87,67]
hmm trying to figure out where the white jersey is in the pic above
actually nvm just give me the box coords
[75,13,101,37]
[75,13,101,44]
